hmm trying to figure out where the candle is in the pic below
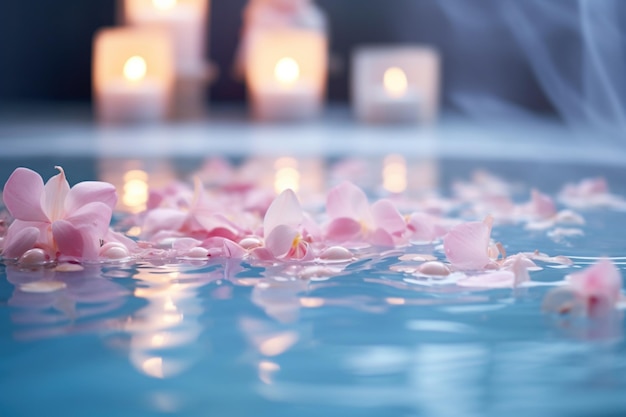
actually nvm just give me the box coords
[123,0,209,78]
[245,29,327,121]
[352,46,441,124]
[93,27,174,123]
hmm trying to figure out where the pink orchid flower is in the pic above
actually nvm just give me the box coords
[443,216,499,271]
[255,188,312,260]
[2,167,117,262]
[325,181,406,247]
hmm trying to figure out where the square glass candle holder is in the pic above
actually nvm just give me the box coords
[352,46,440,124]
[123,0,209,78]
[93,27,174,124]
[245,28,328,121]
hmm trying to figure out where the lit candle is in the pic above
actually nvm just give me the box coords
[123,0,209,78]
[93,27,174,123]
[245,29,328,121]
[352,46,440,124]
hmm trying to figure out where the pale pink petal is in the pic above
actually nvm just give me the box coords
[371,199,405,235]
[407,212,445,242]
[64,202,113,237]
[265,224,299,258]
[529,189,556,218]
[542,287,587,316]
[51,220,84,258]
[325,217,362,242]
[263,189,303,238]
[370,228,394,247]
[2,225,40,259]
[222,239,247,258]
[443,219,492,270]
[569,259,622,306]
[249,247,276,261]
[142,208,187,237]
[42,166,70,222]
[104,229,138,252]
[326,181,372,224]
[3,167,48,222]
[457,270,516,288]
[65,181,117,214]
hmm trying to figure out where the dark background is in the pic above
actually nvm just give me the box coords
[0,0,552,114]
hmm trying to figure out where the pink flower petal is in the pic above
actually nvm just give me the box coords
[222,239,247,258]
[265,224,299,258]
[370,228,394,247]
[325,217,362,242]
[65,181,117,214]
[42,166,70,222]
[3,168,48,222]
[443,218,492,271]
[142,208,187,237]
[326,181,372,224]
[64,202,113,237]
[529,189,556,218]
[371,199,406,235]
[263,189,303,237]
[2,224,40,259]
[569,259,622,307]
[51,220,84,258]
[407,212,445,242]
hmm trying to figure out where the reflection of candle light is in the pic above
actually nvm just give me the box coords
[274,157,300,194]
[274,57,300,87]
[122,169,149,212]
[386,297,406,305]
[383,154,407,194]
[152,0,177,11]
[258,333,298,356]
[142,356,165,378]
[123,56,148,82]
[258,360,280,385]
[300,297,325,308]
[383,67,408,98]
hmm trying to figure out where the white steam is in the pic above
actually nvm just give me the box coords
[440,0,626,136]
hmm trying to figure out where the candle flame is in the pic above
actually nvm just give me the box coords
[274,57,300,87]
[152,0,177,11]
[383,67,408,98]
[123,56,147,82]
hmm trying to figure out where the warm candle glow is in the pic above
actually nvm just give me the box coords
[123,56,148,82]
[152,0,177,11]
[383,66,408,98]
[274,57,300,86]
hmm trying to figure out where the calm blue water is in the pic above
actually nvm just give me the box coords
[1,155,626,417]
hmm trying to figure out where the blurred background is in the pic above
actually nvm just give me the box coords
[1,0,625,132]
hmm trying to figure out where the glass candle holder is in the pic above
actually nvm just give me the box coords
[93,27,174,123]
[352,46,441,124]
[245,28,328,121]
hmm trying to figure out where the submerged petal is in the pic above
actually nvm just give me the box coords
[3,167,48,222]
